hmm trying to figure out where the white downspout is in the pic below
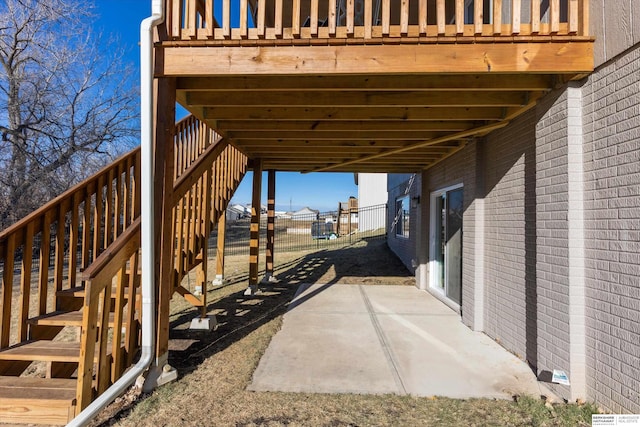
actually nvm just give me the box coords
[67,1,164,425]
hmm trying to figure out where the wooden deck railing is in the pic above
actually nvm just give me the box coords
[170,115,248,308]
[165,0,589,41]
[0,148,141,349]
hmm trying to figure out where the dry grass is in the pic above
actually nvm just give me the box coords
[90,239,596,427]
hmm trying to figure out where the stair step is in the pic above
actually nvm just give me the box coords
[0,376,76,425]
[0,341,81,363]
[57,285,139,299]
[28,311,115,328]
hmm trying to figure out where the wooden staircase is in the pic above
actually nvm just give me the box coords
[0,115,248,424]
[0,221,143,425]
[0,142,143,424]
[0,377,77,425]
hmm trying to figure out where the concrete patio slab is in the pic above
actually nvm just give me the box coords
[249,284,546,400]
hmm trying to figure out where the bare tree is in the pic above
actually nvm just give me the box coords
[0,0,139,229]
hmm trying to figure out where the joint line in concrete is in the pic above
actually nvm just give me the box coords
[358,285,407,394]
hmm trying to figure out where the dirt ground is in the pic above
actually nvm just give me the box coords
[89,239,595,427]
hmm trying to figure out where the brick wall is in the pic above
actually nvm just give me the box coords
[481,110,538,361]
[384,43,640,413]
[387,173,421,272]
[582,43,640,413]
[534,89,574,399]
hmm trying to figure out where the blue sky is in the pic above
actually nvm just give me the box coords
[94,1,358,212]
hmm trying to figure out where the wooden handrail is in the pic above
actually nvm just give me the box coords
[78,217,141,297]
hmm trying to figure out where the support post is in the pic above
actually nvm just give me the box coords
[190,156,217,331]
[196,166,212,313]
[212,213,226,286]
[245,160,263,295]
[263,170,278,284]
[146,76,178,390]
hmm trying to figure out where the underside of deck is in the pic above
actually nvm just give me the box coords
[157,40,593,173]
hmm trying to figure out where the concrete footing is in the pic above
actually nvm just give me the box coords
[243,285,260,296]
[261,274,280,285]
[139,363,178,392]
[212,275,224,286]
[189,315,218,331]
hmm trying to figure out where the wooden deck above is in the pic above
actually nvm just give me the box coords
[157,0,593,173]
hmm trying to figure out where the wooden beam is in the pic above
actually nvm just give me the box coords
[242,147,397,156]
[267,164,424,173]
[154,77,177,361]
[160,43,594,76]
[248,159,263,289]
[239,143,461,153]
[176,74,555,92]
[310,121,508,172]
[186,91,529,107]
[175,285,205,307]
[204,106,506,121]
[236,139,441,148]
[257,157,442,165]
[216,120,481,131]
[228,130,449,140]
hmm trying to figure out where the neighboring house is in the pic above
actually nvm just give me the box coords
[227,203,268,219]
[227,204,248,220]
[245,203,267,215]
[290,206,320,220]
[355,173,387,231]
[386,16,640,414]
